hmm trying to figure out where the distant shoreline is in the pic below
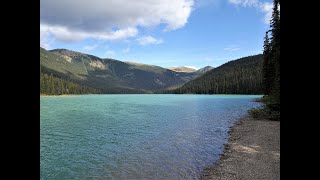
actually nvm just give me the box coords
[201,115,280,179]
[40,93,263,96]
[40,94,86,97]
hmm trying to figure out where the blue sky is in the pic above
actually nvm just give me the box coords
[40,0,273,69]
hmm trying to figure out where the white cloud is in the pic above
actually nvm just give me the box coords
[260,2,273,24]
[122,47,130,53]
[105,50,115,55]
[41,24,87,42]
[96,28,138,41]
[40,24,54,49]
[228,0,259,7]
[40,0,194,46]
[224,47,240,52]
[136,36,163,46]
[83,44,99,51]
[228,0,274,24]
[40,24,138,43]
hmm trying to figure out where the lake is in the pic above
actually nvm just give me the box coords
[40,94,262,179]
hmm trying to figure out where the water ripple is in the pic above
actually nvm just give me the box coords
[40,94,261,179]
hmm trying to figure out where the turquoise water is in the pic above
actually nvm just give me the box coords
[40,94,261,179]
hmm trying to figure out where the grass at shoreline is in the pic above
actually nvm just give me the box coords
[249,95,280,121]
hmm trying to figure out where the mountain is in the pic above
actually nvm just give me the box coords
[167,66,213,74]
[167,66,196,72]
[172,55,263,94]
[196,66,214,74]
[40,47,208,94]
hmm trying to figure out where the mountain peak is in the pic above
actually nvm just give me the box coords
[49,49,86,56]
[167,66,197,73]
[196,66,214,73]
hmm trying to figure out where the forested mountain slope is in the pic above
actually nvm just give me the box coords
[40,47,208,94]
[173,55,263,94]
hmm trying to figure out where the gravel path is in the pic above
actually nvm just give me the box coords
[201,116,280,180]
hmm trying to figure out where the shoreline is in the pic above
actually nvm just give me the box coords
[40,94,78,97]
[201,115,280,180]
[40,94,263,96]
[40,94,96,97]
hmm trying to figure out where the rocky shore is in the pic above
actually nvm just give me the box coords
[201,116,280,180]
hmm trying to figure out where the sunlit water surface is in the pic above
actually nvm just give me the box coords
[40,94,261,179]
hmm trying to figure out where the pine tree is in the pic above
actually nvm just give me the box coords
[40,72,101,95]
[263,31,271,95]
[270,0,280,108]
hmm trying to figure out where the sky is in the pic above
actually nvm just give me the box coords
[40,0,273,69]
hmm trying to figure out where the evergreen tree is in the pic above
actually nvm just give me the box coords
[40,72,101,95]
[252,0,280,120]
[269,0,280,108]
[263,31,271,95]
[261,0,280,98]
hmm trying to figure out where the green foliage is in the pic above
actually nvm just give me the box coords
[40,72,101,95]
[263,32,272,95]
[249,95,280,121]
[249,105,280,121]
[172,55,263,94]
[269,0,280,104]
[257,0,280,121]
